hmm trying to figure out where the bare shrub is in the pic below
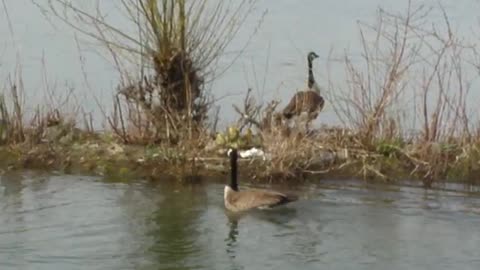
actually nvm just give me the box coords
[42,0,261,144]
[0,81,25,144]
[328,1,474,142]
[324,0,479,184]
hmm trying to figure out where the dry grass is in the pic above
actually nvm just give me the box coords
[0,0,262,178]
[0,0,478,185]
[229,90,334,180]
[259,129,318,180]
[316,1,479,185]
[220,1,480,184]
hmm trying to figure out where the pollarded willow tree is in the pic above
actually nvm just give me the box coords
[38,0,260,144]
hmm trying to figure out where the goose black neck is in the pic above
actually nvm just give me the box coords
[229,149,239,191]
[307,58,315,88]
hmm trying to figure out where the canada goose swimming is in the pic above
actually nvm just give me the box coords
[224,148,298,212]
[282,51,325,130]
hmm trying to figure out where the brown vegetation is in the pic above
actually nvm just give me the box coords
[323,0,480,186]
[1,1,480,186]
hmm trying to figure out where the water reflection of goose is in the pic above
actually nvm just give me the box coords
[225,219,239,256]
[224,149,298,212]
[224,218,245,270]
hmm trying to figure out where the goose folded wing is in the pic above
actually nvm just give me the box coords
[232,189,297,210]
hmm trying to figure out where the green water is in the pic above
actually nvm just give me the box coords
[1,172,480,269]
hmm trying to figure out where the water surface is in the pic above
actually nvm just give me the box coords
[1,172,480,269]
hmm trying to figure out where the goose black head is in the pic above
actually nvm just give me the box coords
[307,51,319,62]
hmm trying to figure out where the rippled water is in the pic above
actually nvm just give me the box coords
[1,172,480,270]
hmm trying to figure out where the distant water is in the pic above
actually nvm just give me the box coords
[1,172,480,270]
[1,0,479,128]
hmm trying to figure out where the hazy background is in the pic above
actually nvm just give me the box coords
[1,0,479,129]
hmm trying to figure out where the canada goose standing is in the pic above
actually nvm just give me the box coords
[282,51,325,130]
[224,149,298,212]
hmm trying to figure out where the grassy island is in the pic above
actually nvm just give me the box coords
[1,0,480,187]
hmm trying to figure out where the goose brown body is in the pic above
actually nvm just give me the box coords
[224,149,298,212]
[282,90,325,120]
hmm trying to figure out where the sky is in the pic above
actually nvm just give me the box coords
[1,0,479,129]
